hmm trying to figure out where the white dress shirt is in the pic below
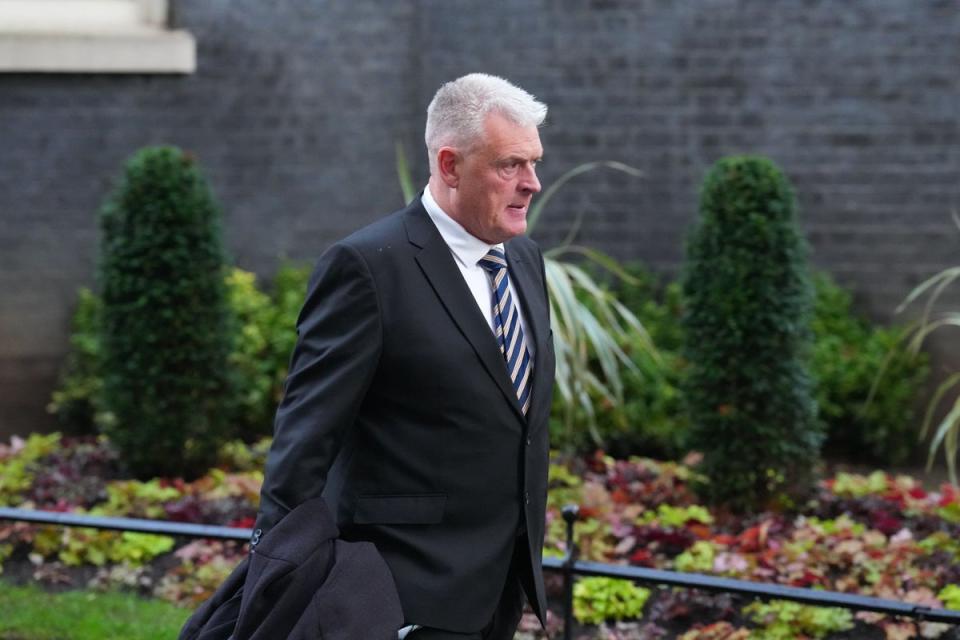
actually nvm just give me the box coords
[421,186,534,356]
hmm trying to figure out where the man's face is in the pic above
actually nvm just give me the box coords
[451,112,543,244]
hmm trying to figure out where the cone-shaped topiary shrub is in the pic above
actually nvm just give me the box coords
[99,146,233,479]
[681,156,821,512]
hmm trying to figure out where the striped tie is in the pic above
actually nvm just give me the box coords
[478,248,533,415]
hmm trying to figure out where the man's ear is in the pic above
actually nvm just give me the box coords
[437,148,460,188]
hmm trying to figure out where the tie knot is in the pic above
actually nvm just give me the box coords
[478,248,507,273]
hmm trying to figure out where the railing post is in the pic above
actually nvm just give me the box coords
[561,504,580,640]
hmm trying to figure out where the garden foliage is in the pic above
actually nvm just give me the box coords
[50,266,310,446]
[47,288,103,433]
[572,576,650,624]
[540,451,960,638]
[547,262,926,468]
[742,600,854,639]
[4,435,960,638]
[99,146,233,478]
[681,156,821,511]
[888,222,960,484]
[812,272,929,464]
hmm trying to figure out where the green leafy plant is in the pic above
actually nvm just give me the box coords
[94,479,183,519]
[919,532,960,561]
[268,262,311,389]
[673,540,717,573]
[155,539,246,607]
[812,272,928,464]
[223,263,309,441]
[99,146,233,479]
[532,163,663,450]
[0,432,62,506]
[51,264,309,447]
[217,437,273,473]
[681,155,821,511]
[881,213,960,483]
[32,526,174,568]
[606,272,689,457]
[578,265,922,463]
[641,504,713,528]
[572,576,650,624]
[743,600,853,639]
[554,265,689,457]
[827,471,889,499]
[224,269,276,440]
[938,584,960,610]
[47,288,105,434]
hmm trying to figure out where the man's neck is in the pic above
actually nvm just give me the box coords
[427,176,455,216]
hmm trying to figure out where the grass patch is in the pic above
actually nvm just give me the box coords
[0,582,191,640]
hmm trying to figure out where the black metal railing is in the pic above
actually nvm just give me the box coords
[2,504,959,637]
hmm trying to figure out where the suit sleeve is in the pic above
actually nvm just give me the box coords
[254,242,382,534]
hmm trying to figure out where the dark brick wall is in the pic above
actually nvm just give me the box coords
[2,1,959,437]
[0,1,422,436]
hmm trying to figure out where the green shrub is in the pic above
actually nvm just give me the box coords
[812,272,928,464]
[681,156,821,511]
[548,265,688,458]
[50,262,308,449]
[261,262,310,414]
[553,259,924,466]
[47,288,105,434]
[51,264,309,446]
[220,262,308,440]
[99,146,233,479]
[224,269,279,441]
[606,269,688,458]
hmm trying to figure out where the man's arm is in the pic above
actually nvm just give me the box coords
[254,242,382,535]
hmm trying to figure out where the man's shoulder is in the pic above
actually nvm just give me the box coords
[340,204,412,251]
[505,233,543,263]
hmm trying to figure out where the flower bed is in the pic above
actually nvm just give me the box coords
[2,434,960,639]
[532,452,960,639]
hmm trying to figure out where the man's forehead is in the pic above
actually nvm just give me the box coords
[482,113,543,156]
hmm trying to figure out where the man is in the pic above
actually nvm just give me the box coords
[253,73,555,639]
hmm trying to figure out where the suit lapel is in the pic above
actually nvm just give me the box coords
[505,244,553,428]
[504,247,548,358]
[404,203,527,424]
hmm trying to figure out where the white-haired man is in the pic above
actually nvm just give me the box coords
[253,73,555,639]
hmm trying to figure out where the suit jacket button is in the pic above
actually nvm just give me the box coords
[526,436,531,446]
[524,491,530,505]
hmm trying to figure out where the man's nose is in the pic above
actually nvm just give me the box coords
[519,164,541,194]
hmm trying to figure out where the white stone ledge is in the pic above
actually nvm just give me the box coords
[0,30,195,73]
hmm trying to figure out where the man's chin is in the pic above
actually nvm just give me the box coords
[503,220,528,240]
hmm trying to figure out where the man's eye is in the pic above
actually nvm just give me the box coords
[498,164,519,178]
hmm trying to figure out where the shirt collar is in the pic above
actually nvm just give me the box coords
[421,185,503,268]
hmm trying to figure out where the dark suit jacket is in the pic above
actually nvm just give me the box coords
[254,198,555,632]
[179,498,403,640]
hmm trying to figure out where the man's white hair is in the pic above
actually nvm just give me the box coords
[425,73,547,173]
